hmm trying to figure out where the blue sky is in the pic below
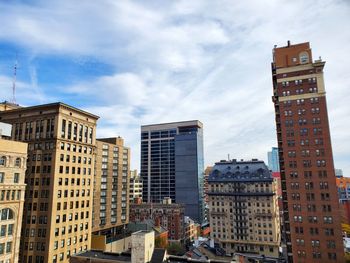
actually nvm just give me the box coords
[0,0,349,175]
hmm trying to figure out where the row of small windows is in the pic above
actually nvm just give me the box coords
[285,117,322,127]
[281,78,316,87]
[60,143,93,154]
[281,87,317,96]
[0,172,20,183]
[288,159,327,168]
[284,108,320,116]
[292,203,331,213]
[291,192,331,201]
[59,166,92,175]
[286,138,324,147]
[55,211,90,223]
[60,154,92,165]
[286,128,322,137]
[287,149,325,157]
[283,97,319,106]
[0,157,23,167]
[57,200,90,210]
[296,251,337,260]
[0,190,21,201]
[61,119,93,143]
[13,119,55,141]
[54,223,88,237]
[293,215,333,224]
[57,189,90,198]
[52,246,88,263]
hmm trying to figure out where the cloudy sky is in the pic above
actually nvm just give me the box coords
[0,0,349,175]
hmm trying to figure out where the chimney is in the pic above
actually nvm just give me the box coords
[287,40,291,47]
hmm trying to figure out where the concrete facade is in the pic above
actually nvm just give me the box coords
[131,230,154,263]
[92,137,130,236]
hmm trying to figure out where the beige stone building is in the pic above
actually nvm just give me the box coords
[0,102,99,263]
[208,159,281,258]
[0,123,27,263]
[92,137,130,237]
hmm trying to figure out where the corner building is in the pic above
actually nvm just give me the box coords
[0,127,27,263]
[0,103,99,263]
[272,42,344,262]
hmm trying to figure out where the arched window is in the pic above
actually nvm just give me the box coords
[0,156,6,166]
[299,52,309,64]
[15,158,21,167]
[0,208,14,221]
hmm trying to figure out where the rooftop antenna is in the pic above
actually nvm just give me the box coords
[11,53,18,104]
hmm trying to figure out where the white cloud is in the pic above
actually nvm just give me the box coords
[0,0,349,175]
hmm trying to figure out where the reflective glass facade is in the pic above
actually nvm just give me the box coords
[141,121,204,223]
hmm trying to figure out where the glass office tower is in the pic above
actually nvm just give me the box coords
[141,121,204,223]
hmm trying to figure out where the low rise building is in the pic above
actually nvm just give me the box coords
[208,159,281,257]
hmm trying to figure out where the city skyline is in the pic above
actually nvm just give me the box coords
[0,1,349,175]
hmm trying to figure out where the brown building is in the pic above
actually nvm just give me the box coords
[92,137,130,237]
[0,102,99,263]
[129,199,185,242]
[0,123,27,263]
[272,41,344,262]
[208,159,281,258]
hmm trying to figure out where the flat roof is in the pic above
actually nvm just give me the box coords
[73,250,131,261]
[141,120,203,130]
[0,102,99,119]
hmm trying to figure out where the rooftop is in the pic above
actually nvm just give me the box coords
[208,159,272,182]
[72,250,131,262]
[0,102,99,119]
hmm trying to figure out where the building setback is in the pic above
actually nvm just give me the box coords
[0,102,99,263]
[92,137,130,237]
[208,159,280,258]
[0,124,27,263]
[140,121,204,223]
[272,41,344,262]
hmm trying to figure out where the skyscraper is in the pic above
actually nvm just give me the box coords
[0,102,98,263]
[272,41,344,262]
[267,147,280,172]
[140,121,204,223]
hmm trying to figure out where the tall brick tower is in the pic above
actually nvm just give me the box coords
[272,41,344,262]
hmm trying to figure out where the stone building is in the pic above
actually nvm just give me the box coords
[208,159,281,257]
[0,102,99,263]
[0,123,27,263]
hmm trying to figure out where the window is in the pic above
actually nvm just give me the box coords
[299,52,309,64]
[15,158,21,167]
[0,173,4,183]
[14,173,19,183]
[0,209,13,221]
[0,157,6,166]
